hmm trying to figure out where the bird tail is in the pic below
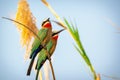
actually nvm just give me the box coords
[27,57,35,75]
[36,70,39,80]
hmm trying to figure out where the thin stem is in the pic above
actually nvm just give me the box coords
[48,59,56,80]
[102,74,120,80]
[44,47,56,80]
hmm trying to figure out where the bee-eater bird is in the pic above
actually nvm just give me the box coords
[35,29,64,80]
[2,17,64,78]
[27,18,52,75]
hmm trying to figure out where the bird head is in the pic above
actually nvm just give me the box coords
[42,18,52,28]
[52,29,65,40]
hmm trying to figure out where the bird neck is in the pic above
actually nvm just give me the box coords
[43,22,51,28]
[53,35,58,40]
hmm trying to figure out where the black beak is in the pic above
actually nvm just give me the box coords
[46,18,50,21]
[52,29,65,36]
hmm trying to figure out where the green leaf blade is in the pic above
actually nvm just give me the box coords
[64,18,97,80]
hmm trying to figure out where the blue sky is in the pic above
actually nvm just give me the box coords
[0,0,120,80]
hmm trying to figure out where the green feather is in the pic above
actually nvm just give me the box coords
[30,28,48,56]
[46,40,53,52]
[36,40,53,70]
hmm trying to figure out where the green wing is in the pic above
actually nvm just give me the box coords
[46,40,53,52]
[36,49,47,69]
[31,28,48,55]
[36,40,53,70]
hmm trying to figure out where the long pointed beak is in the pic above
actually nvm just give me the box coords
[46,18,50,21]
[52,29,65,36]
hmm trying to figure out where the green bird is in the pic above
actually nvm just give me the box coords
[27,18,52,75]
[35,29,64,80]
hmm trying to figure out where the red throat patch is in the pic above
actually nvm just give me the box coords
[53,35,58,40]
[43,22,51,28]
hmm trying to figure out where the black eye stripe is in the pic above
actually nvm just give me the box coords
[41,18,50,26]
[42,21,47,26]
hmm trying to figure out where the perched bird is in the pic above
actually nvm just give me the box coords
[35,29,64,80]
[27,18,52,75]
